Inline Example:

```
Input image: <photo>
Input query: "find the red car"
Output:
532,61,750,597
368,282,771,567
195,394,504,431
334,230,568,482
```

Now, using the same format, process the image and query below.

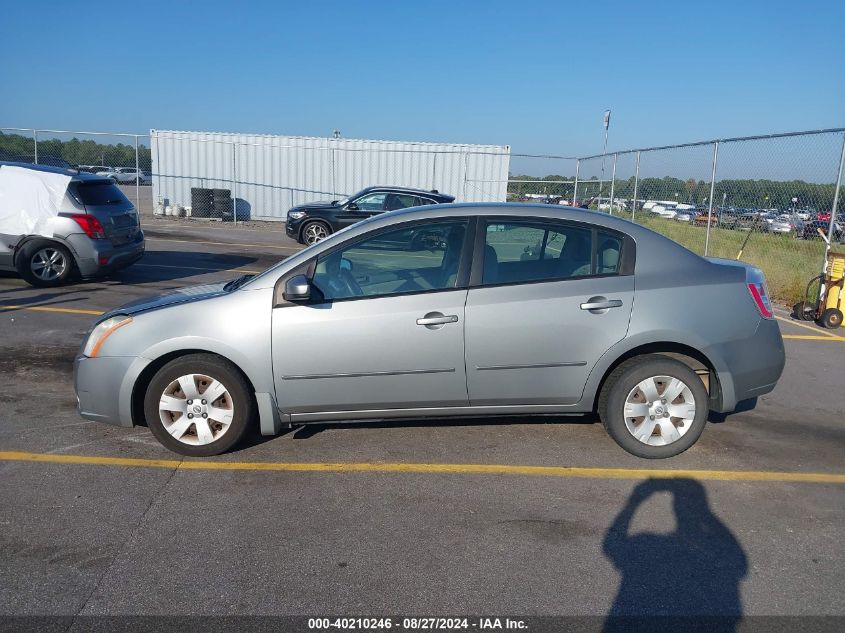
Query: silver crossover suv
0,162,144,286
74,204,785,458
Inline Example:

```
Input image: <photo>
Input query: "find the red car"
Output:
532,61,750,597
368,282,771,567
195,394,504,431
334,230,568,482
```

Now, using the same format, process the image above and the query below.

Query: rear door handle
416,312,459,328
580,297,623,312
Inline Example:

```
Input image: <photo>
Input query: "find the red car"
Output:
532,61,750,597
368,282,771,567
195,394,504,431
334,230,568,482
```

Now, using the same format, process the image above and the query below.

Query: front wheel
143,354,254,456
301,221,330,245
598,355,709,459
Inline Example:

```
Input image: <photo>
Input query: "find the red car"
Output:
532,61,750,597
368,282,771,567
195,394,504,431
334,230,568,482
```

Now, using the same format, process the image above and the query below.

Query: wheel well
593,342,721,412
13,236,77,269
130,349,258,427
299,218,330,239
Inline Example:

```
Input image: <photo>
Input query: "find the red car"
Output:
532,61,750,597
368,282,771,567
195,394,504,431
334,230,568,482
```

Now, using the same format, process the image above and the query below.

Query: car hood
291,200,338,212
104,281,230,318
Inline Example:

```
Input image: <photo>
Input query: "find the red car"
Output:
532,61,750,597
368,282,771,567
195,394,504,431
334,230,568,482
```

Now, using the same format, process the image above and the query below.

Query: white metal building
150,130,511,221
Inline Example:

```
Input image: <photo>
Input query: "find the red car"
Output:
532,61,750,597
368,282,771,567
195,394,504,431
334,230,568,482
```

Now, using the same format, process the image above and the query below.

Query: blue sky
1,0,843,156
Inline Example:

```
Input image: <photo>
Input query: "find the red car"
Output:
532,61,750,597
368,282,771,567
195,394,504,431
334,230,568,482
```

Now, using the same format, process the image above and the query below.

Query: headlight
288,211,306,220
83,315,133,357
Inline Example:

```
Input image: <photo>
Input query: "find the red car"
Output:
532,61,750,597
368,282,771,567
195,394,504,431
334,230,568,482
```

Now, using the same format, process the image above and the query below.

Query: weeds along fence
2,125,843,304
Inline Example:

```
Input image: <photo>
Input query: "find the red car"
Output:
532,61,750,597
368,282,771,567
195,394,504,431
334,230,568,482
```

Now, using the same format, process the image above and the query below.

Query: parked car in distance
0,162,144,286
96,167,150,184
75,203,785,460
285,186,456,245
802,220,843,241
767,215,796,235
674,209,695,222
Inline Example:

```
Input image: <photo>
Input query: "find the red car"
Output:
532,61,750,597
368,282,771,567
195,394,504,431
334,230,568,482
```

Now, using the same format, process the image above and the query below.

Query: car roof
0,161,112,182
357,185,455,201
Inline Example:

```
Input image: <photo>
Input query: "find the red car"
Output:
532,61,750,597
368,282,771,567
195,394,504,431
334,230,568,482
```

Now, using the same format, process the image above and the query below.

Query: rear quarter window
73,181,130,206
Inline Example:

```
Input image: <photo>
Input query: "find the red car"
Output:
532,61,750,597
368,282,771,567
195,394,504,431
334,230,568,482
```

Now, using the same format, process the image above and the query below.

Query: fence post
32,129,38,164
231,142,237,226
608,153,617,215
573,159,580,205
704,141,720,256
432,153,437,191
631,151,641,221
822,134,845,279
134,135,140,221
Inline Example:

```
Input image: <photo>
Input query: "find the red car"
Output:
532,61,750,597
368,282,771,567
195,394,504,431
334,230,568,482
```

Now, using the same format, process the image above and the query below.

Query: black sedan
285,186,455,245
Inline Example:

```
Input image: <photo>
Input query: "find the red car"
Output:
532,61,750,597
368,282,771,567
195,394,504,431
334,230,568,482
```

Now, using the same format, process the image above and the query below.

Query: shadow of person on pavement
602,478,747,633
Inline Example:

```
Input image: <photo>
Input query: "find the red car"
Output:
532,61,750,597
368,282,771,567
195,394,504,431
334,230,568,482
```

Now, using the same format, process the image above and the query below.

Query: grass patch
629,214,826,305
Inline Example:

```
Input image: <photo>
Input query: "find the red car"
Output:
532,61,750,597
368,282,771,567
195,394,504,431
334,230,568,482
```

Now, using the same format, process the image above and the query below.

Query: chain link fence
2,125,843,304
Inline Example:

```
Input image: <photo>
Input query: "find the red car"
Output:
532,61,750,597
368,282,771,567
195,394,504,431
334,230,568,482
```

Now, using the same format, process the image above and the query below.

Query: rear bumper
706,318,785,412
74,354,150,427
69,231,145,277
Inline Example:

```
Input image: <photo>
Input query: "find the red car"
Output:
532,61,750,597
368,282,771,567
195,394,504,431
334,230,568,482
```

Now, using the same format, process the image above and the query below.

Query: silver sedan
74,204,785,458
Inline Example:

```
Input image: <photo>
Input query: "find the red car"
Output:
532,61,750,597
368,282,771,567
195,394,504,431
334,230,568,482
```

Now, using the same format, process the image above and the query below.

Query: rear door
70,180,139,246
464,218,635,406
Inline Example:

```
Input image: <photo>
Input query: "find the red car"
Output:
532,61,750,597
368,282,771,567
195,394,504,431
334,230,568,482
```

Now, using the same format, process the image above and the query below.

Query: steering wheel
323,268,363,299
338,268,363,297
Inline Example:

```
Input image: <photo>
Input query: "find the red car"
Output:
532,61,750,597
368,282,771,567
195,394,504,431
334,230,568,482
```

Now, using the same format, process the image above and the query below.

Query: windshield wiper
223,274,255,292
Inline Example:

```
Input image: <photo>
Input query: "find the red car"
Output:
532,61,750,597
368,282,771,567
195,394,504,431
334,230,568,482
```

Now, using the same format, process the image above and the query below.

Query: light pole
597,110,611,208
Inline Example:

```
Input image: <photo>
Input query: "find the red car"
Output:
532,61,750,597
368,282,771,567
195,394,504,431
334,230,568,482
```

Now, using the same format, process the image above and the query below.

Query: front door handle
580,297,623,313
417,312,459,329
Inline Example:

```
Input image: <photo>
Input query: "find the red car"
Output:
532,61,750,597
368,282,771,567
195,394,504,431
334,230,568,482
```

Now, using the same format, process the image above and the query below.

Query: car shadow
602,478,747,632
101,250,261,284
283,414,597,440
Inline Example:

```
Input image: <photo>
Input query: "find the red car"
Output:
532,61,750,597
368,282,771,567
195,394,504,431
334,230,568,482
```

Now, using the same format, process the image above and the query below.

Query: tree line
508,174,842,211
0,132,152,168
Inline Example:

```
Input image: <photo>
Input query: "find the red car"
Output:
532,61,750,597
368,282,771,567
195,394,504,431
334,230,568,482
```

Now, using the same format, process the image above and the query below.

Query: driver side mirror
283,274,311,301
346,202,359,211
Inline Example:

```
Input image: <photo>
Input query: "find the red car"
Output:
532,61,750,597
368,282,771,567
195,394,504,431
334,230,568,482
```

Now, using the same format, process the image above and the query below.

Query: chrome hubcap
31,248,68,281
304,224,327,244
158,373,235,445
623,375,696,446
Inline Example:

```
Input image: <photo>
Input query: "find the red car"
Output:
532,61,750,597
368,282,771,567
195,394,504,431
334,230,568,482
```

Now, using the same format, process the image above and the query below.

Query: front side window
353,193,387,211
313,220,468,301
482,221,593,285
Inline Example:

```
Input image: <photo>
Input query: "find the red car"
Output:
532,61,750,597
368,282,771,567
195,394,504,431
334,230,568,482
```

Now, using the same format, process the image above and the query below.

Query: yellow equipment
794,250,844,329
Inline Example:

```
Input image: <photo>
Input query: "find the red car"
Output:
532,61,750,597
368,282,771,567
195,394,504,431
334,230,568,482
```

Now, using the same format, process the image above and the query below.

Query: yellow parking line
775,315,838,338
782,334,845,341
0,450,843,484
147,237,300,252
0,305,103,316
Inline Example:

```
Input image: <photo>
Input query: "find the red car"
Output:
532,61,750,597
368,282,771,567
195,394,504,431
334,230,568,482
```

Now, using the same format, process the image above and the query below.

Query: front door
272,219,471,414
465,218,635,406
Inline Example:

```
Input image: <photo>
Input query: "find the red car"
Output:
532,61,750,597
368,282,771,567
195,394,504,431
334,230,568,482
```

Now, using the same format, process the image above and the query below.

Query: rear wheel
820,308,843,329
301,221,330,245
144,354,254,456
17,240,74,287
598,355,708,459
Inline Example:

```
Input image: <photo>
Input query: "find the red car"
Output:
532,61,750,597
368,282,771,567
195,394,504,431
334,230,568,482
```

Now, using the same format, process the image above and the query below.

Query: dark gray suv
0,162,144,286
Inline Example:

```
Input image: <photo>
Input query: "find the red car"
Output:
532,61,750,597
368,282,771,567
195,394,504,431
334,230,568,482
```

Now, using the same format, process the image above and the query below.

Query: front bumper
285,217,302,239
74,354,150,427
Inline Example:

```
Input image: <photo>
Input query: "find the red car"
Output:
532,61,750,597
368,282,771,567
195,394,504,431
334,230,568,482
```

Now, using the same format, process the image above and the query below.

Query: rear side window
73,181,129,206
384,194,421,211
596,231,623,274
483,221,592,285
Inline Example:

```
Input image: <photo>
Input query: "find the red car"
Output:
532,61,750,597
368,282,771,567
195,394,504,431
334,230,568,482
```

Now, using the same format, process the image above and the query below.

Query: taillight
746,269,773,319
70,214,106,239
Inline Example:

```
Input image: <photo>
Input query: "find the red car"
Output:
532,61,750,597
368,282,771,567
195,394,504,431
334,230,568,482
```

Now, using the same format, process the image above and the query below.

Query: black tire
598,354,709,459
820,308,843,329
792,301,815,321
300,220,331,245
16,239,75,287
143,354,255,457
